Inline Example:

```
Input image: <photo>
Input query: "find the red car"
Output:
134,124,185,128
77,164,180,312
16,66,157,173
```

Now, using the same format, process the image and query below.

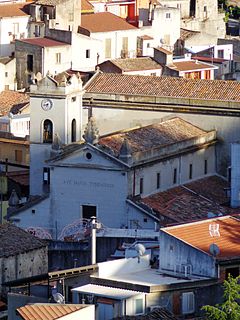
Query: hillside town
0,0,239,318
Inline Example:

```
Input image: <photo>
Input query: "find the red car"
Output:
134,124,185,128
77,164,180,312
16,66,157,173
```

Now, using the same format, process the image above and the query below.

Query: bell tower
29,73,84,196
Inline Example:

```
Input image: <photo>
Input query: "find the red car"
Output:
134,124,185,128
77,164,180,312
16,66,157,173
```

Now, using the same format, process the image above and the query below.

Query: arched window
43,119,53,143
71,119,76,142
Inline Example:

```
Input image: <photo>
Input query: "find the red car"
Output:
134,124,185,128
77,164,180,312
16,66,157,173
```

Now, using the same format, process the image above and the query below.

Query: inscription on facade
63,179,114,188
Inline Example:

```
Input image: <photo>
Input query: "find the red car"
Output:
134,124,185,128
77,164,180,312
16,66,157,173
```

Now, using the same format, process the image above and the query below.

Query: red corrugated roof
163,216,240,259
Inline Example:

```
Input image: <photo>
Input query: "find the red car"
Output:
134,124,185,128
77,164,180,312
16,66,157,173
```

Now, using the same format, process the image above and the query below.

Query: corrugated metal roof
163,216,240,259
72,284,141,299
17,304,84,320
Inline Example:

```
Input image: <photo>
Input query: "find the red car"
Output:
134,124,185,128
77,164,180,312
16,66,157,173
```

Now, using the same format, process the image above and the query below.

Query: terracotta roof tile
0,2,30,18
139,176,232,225
85,72,240,102
35,0,67,6
99,117,207,156
18,37,69,47
106,57,162,72
17,304,84,320
0,91,29,116
163,215,240,259
81,12,137,32
81,0,94,12
170,60,216,72
7,170,29,186
0,223,46,258
139,35,153,40
155,47,172,55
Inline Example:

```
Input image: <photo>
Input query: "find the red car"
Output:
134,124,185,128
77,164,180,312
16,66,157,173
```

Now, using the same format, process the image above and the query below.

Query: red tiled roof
0,2,30,18
17,304,84,320
180,28,200,41
155,47,172,55
82,0,94,12
139,35,153,40
81,12,137,32
140,176,232,225
85,72,240,102
108,57,162,72
18,37,69,47
0,91,29,116
99,117,207,155
170,60,216,72
163,216,240,259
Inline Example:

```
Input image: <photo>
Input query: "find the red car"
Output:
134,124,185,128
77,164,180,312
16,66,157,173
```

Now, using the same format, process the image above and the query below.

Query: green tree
202,275,240,320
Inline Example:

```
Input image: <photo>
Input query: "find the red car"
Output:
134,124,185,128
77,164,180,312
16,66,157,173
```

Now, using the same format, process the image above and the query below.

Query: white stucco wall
43,45,72,76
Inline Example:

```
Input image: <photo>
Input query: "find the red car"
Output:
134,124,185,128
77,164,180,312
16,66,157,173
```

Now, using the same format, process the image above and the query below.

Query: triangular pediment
37,75,58,89
49,144,126,169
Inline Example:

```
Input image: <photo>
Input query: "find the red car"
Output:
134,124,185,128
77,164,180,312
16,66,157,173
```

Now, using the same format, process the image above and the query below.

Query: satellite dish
209,243,220,257
135,243,146,256
53,293,65,304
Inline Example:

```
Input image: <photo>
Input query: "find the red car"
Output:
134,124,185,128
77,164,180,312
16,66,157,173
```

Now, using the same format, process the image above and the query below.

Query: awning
72,284,143,300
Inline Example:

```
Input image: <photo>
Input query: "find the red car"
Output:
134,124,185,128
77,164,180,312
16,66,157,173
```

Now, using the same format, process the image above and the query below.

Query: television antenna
53,292,65,304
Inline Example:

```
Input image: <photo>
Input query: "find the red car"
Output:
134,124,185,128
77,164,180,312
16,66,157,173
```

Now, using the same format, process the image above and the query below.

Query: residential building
0,223,48,297
15,37,72,89
0,2,30,57
79,12,139,61
0,57,16,91
97,57,162,76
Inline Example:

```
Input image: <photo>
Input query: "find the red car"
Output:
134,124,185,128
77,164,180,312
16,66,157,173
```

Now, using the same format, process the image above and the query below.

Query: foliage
202,275,240,320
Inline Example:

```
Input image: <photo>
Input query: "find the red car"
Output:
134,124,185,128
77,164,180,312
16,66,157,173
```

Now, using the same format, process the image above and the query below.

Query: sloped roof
180,28,200,41
162,215,240,259
34,0,67,6
104,57,162,72
81,12,137,32
7,170,29,187
0,2,30,18
18,37,69,47
17,304,84,320
170,60,217,72
82,0,94,12
0,91,29,116
0,223,46,258
84,72,240,102
139,176,231,225
99,117,209,156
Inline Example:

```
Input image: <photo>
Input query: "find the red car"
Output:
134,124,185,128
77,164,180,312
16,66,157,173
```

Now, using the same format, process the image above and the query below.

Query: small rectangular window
135,298,143,315
82,205,96,220
218,49,224,59
140,177,144,194
86,49,90,59
56,53,61,64
173,168,177,184
157,172,160,189
43,167,50,185
71,96,76,102
182,292,195,314
5,72,8,77
189,164,193,180
15,150,22,162
204,159,208,175
166,12,171,19
204,5,207,12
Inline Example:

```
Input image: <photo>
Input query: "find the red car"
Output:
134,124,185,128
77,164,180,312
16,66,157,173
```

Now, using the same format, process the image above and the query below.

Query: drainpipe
91,216,97,264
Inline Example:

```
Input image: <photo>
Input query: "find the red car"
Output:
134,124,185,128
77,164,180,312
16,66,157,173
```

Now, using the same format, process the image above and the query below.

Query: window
204,159,208,175
27,54,33,72
140,177,144,194
135,298,144,315
105,38,111,59
218,49,224,59
71,119,76,142
189,164,193,180
86,49,90,59
122,37,128,52
43,167,50,185
34,25,40,37
71,96,76,102
166,12,171,19
147,43,150,48
5,72,8,77
225,267,239,279
203,5,207,12
82,205,96,219
182,292,195,314
56,52,61,64
43,119,53,143
157,172,160,189
13,22,19,35
151,73,156,76
15,150,22,162
173,168,177,184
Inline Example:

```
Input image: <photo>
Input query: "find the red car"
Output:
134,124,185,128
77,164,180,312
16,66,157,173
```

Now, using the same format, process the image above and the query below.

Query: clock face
41,99,53,111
